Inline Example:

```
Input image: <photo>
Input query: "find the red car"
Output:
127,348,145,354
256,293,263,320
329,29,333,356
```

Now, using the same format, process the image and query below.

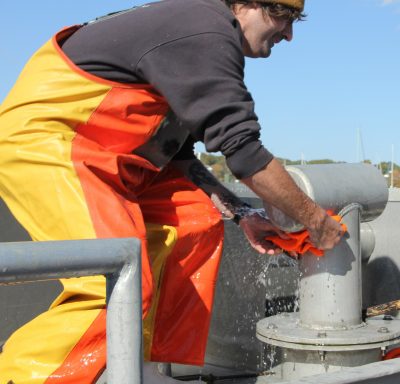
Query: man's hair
222,1,306,22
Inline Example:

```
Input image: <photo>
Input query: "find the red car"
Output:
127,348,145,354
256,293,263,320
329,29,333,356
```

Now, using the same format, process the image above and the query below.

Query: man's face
235,3,294,58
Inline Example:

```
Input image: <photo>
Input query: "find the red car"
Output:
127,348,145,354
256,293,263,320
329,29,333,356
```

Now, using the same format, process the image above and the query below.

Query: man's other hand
239,210,297,257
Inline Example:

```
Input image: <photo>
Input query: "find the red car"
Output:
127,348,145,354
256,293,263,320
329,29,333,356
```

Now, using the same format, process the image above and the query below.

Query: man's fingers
240,214,293,255
252,244,266,254
258,239,284,255
248,237,283,255
249,236,298,259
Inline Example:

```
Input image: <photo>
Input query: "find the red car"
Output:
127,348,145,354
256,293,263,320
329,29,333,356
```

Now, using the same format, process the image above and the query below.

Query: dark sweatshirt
61,0,273,178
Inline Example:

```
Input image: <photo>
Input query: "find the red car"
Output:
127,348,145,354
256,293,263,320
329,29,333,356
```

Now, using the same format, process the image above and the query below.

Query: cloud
382,0,400,4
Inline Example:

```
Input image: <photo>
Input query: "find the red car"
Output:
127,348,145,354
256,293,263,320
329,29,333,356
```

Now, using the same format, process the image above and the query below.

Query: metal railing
0,238,142,384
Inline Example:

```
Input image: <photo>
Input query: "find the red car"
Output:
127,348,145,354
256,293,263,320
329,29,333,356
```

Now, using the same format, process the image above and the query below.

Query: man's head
223,1,306,58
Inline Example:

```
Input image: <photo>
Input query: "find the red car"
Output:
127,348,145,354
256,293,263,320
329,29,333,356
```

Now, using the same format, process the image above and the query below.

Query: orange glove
265,215,347,257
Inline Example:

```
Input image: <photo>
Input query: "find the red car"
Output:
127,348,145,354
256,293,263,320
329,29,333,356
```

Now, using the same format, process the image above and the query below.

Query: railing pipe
0,238,142,384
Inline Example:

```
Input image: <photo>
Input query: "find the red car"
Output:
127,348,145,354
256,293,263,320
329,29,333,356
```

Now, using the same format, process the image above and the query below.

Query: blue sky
1,0,399,163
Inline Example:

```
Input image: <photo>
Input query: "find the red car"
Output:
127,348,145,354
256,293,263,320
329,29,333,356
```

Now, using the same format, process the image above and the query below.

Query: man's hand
238,210,296,257
307,209,344,250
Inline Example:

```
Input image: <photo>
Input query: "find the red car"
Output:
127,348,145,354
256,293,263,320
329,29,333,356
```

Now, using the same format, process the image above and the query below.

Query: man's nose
283,22,293,41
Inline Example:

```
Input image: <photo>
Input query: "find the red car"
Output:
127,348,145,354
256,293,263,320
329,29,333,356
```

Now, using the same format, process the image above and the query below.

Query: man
0,0,343,382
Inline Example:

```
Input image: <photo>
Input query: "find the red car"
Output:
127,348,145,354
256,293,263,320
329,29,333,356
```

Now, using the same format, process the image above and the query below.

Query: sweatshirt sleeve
135,32,273,179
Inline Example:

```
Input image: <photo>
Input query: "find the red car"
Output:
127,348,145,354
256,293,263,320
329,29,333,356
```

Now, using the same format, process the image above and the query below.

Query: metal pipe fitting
264,163,388,232
299,204,362,329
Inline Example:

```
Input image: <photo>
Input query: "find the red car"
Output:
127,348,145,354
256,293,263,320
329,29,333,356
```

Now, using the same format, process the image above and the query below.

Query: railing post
106,251,142,383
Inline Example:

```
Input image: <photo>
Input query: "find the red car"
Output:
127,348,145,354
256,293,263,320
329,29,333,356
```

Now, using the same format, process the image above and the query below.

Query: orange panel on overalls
0,26,224,383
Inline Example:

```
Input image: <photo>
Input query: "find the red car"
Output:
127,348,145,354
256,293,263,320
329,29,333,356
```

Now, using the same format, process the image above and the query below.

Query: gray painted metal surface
257,314,400,351
360,188,400,263
0,198,31,243
264,164,388,232
275,349,382,381
0,238,142,384
362,188,400,309
299,206,362,329
286,164,388,223
0,280,62,343
0,197,62,344
261,358,400,384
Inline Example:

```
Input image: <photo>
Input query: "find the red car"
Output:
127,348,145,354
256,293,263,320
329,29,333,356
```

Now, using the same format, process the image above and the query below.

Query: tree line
198,153,400,188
